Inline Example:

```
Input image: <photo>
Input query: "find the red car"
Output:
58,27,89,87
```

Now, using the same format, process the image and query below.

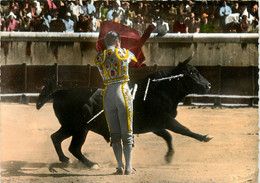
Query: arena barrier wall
0,32,259,106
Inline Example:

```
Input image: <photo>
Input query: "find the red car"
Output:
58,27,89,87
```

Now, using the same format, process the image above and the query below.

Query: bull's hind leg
51,127,71,163
154,130,175,163
166,116,213,142
69,129,97,168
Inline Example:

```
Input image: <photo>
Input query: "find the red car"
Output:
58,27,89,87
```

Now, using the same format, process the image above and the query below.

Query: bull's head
177,53,211,94
36,78,56,110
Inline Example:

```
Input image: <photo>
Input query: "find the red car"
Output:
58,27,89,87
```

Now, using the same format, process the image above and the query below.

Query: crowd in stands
0,0,258,34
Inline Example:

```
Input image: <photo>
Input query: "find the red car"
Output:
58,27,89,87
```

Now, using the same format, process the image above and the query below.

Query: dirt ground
0,103,258,183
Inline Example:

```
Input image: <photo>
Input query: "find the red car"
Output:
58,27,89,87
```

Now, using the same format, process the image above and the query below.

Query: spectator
232,3,241,14
133,14,145,36
42,10,52,31
219,1,232,32
154,16,169,36
76,14,92,32
173,15,187,33
69,0,82,21
99,1,109,22
9,1,20,18
5,11,20,31
46,0,58,12
239,15,249,33
185,12,200,33
84,0,96,16
91,13,98,32
106,2,115,21
122,11,133,28
200,13,215,33
250,4,258,32
62,12,74,32
19,2,32,31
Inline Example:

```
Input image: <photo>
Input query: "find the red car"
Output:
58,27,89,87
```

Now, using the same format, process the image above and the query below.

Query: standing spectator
46,0,58,12
200,13,215,33
106,2,115,21
19,2,32,31
91,13,98,32
185,12,200,33
33,0,42,17
86,0,96,16
232,3,241,14
99,1,109,22
250,4,258,32
69,0,82,21
9,1,20,18
5,12,20,31
154,16,169,36
133,14,145,36
62,12,74,32
122,12,133,28
219,1,232,32
173,15,187,33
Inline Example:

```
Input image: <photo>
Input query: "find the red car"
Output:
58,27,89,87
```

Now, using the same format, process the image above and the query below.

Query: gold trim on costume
121,81,131,133
94,50,106,65
104,75,129,84
115,48,129,60
102,86,110,132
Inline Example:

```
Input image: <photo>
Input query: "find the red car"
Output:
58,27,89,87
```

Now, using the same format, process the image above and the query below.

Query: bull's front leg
69,129,99,169
154,130,175,163
51,127,71,163
166,118,213,142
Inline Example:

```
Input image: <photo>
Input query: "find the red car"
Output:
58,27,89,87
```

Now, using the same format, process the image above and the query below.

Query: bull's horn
183,51,195,65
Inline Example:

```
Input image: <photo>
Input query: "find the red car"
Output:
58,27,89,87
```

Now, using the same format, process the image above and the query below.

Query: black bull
36,57,213,168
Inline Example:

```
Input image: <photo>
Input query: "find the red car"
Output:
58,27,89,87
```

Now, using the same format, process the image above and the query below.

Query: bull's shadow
1,161,112,177
36,54,213,169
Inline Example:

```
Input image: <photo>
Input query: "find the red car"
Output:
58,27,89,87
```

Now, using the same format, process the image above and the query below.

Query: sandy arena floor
0,103,258,183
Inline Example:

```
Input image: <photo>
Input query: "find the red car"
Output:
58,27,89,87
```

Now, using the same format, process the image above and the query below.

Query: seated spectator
173,15,187,33
185,12,200,33
200,13,215,33
75,14,92,32
238,15,249,33
62,12,74,32
5,12,20,31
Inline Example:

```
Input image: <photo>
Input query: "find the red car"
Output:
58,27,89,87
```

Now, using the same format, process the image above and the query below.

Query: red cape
96,21,155,67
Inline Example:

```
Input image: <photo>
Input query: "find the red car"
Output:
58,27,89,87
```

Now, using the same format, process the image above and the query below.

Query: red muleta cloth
96,21,155,68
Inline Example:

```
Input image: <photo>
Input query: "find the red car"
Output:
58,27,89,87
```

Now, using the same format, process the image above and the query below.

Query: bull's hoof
203,135,213,142
165,151,174,163
60,156,70,163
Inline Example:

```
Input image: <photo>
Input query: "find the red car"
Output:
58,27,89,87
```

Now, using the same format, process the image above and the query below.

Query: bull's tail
36,78,56,110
